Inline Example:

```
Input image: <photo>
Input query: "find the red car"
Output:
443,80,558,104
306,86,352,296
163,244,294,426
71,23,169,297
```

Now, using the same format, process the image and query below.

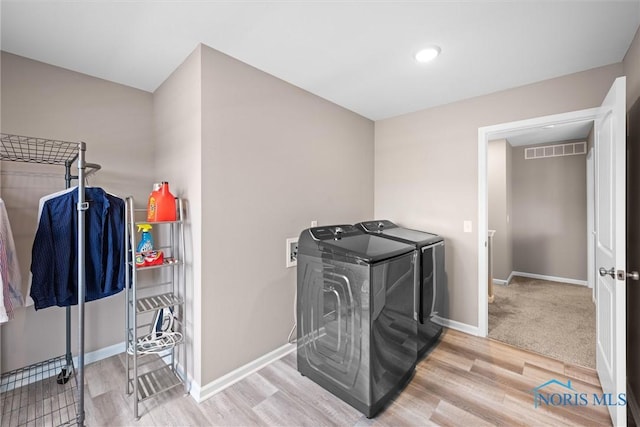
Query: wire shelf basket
0,355,78,427
0,134,79,165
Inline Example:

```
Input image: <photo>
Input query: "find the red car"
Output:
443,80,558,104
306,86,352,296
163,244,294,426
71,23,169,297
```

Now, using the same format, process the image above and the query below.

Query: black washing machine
356,220,445,358
297,224,417,418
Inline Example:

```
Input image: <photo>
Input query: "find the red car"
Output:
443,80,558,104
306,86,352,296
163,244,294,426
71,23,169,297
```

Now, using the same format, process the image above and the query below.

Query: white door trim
477,107,599,337
587,146,595,292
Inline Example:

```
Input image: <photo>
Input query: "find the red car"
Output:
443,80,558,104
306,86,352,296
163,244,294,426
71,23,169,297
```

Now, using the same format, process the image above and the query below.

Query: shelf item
0,133,101,426
128,332,184,356
124,196,187,419
130,258,183,271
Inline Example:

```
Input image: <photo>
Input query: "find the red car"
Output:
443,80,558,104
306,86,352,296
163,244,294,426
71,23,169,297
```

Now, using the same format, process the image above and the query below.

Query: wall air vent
524,141,586,160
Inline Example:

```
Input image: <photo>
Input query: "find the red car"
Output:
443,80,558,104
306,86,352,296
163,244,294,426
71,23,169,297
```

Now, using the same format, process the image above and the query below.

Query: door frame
477,107,599,337
587,145,596,298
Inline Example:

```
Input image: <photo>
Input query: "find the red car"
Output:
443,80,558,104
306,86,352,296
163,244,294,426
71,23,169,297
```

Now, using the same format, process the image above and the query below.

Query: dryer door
370,252,417,404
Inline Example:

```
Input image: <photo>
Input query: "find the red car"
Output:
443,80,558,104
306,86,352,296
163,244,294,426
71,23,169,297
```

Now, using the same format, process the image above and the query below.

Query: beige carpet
488,276,595,368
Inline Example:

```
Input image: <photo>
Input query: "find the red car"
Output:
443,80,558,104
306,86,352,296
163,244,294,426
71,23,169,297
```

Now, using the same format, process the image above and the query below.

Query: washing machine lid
303,225,414,263
322,234,414,263
357,220,443,247
380,228,442,246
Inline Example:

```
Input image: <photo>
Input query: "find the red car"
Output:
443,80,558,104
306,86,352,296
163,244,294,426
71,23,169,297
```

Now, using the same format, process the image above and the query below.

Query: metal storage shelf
0,133,101,426
136,292,184,313
124,196,187,419
134,220,183,226
131,365,183,402
129,259,184,271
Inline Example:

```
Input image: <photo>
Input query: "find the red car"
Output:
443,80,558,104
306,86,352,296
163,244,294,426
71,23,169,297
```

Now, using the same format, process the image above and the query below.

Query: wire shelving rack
0,133,101,426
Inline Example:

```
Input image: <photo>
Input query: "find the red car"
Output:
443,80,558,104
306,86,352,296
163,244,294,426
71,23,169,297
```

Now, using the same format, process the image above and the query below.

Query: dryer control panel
309,225,362,241
358,220,398,233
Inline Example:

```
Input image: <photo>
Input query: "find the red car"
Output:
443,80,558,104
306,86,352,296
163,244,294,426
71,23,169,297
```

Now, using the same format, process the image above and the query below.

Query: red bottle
146,183,161,222
155,182,177,221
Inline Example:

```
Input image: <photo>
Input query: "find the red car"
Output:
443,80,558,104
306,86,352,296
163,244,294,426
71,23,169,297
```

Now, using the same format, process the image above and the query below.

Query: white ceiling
1,1,639,120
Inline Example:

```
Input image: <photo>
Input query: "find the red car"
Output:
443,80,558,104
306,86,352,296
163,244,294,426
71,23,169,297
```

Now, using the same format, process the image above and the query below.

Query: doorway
486,130,595,368
478,77,628,427
477,107,600,338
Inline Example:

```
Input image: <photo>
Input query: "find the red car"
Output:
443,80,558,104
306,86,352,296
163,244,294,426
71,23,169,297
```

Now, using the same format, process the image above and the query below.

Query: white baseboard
493,271,515,286
432,315,480,336
511,271,587,287
72,341,125,366
192,342,296,403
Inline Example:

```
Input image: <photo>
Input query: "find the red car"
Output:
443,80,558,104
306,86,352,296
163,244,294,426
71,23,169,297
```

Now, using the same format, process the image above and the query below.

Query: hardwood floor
77,328,611,426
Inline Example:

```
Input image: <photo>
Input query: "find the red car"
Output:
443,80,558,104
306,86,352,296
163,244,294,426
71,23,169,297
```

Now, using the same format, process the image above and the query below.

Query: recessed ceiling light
542,125,556,129
415,46,441,63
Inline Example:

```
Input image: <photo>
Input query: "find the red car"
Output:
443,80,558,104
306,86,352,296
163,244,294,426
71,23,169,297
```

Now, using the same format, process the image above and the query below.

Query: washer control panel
309,225,361,241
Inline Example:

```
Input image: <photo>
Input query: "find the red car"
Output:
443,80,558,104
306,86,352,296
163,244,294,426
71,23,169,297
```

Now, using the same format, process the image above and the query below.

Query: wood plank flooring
77,328,612,426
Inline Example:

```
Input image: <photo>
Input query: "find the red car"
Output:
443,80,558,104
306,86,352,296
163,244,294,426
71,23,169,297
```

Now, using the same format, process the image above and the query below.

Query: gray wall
152,43,374,388
375,63,622,326
0,52,154,372
199,45,374,385
152,46,203,383
511,142,588,281
488,139,512,282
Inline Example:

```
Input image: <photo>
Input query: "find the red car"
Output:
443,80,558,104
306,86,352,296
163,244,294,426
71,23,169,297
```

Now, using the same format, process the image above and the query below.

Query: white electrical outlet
286,237,298,268
464,220,472,233
311,220,317,227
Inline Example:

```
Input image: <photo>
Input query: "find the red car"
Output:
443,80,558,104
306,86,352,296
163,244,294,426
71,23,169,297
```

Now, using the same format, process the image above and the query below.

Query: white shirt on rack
0,198,23,320
0,269,7,323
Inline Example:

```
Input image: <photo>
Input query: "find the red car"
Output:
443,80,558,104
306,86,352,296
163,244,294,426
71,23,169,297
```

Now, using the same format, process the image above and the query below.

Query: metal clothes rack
0,133,101,426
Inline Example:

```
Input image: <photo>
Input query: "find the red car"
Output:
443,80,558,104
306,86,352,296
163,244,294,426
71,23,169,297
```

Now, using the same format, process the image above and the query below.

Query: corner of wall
152,43,204,386
197,43,374,386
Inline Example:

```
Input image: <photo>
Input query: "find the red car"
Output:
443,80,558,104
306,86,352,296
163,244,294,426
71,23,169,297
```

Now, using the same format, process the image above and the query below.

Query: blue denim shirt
30,187,125,309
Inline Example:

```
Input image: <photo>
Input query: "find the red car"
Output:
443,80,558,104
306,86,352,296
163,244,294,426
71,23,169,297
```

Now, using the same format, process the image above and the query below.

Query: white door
595,76,626,427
